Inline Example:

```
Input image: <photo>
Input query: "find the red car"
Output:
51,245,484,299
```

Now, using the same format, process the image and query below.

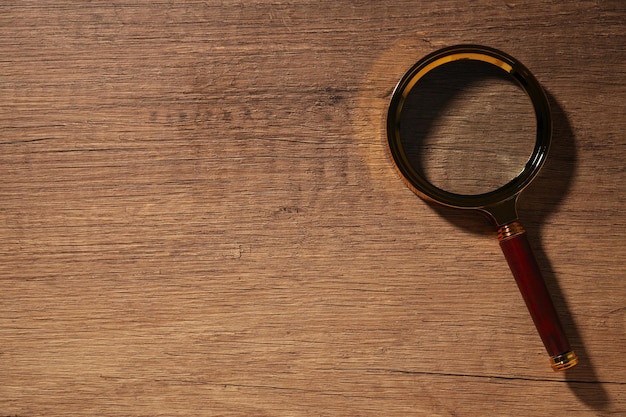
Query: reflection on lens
398,60,537,196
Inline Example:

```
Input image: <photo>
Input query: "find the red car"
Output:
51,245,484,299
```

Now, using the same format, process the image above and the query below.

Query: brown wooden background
1,1,624,416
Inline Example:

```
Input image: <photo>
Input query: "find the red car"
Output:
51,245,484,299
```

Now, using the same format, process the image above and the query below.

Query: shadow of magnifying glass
524,92,609,410
393,50,608,408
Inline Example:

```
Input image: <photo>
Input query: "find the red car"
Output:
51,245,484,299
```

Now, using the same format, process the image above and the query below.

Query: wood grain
1,1,624,416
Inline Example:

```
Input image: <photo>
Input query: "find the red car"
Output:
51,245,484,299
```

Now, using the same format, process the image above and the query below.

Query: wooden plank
0,1,624,415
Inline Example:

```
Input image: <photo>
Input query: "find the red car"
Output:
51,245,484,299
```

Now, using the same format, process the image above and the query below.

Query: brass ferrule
550,351,579,372
497,221,526,242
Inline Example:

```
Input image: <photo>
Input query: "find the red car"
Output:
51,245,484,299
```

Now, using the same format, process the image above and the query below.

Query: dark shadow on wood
520,91,609,410
401,81,609,408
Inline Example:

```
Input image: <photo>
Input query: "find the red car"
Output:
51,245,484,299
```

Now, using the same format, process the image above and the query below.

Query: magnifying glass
386,45,578,371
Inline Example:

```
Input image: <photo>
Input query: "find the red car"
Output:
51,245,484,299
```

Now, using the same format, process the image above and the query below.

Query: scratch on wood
364,368,626,385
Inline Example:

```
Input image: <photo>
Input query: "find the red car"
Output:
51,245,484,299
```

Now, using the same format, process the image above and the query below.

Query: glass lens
398,59,537,196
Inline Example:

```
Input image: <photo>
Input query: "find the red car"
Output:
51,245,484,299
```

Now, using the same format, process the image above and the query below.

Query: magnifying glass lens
398,60,537,195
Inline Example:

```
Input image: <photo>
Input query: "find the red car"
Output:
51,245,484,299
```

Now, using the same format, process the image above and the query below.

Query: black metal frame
386,44,551,224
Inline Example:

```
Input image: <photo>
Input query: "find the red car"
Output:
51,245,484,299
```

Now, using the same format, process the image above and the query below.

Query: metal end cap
550,351,579,372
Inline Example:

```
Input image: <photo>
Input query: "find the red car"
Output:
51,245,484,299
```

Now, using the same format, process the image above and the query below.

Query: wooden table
1,1,624,415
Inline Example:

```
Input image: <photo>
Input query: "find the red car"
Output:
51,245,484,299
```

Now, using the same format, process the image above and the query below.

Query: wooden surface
1,1,624,416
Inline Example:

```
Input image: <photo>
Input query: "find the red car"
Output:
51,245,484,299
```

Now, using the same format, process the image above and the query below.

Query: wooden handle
497,222,578,371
